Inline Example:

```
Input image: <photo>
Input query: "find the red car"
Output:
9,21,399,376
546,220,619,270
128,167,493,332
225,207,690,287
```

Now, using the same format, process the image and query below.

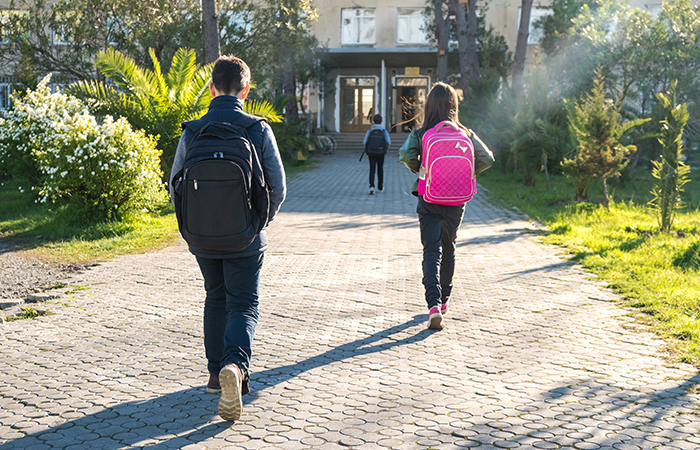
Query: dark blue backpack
172,115,270,252
365,129,388,156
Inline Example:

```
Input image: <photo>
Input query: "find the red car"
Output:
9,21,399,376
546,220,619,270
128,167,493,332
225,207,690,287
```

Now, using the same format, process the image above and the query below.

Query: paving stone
1,152,699,449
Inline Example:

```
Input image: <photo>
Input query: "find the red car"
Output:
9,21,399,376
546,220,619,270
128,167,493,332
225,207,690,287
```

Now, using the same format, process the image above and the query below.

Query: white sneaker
369,187,375,195
379,188,384,192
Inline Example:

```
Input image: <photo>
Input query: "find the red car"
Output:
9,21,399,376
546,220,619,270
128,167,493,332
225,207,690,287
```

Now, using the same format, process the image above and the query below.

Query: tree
432,0,452,83
202,0,221,63
535,0,593,56
562,69,648,205
451,0,480,96
651,81,691,233
68,48,282,179
512,0,533,86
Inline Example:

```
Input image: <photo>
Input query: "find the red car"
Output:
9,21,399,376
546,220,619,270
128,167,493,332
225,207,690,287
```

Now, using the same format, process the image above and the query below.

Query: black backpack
172,115,270,253
365,129,388,156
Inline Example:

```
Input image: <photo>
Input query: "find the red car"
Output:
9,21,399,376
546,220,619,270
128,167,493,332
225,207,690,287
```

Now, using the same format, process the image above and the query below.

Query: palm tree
69,48,282,179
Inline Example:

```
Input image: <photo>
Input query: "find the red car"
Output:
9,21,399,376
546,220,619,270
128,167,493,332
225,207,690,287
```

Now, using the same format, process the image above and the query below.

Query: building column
381,59,387,123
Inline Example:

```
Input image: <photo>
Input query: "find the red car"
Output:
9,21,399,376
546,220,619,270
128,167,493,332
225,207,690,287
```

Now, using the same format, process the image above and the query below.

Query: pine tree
561,68,648,204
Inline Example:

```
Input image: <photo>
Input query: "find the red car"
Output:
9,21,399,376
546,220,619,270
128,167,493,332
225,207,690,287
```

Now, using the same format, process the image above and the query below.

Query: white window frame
397,8,429,45
341,8,376,45
0,83,12,109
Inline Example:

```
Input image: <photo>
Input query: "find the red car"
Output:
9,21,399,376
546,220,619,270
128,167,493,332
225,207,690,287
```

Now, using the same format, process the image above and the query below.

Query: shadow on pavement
0,315,431,449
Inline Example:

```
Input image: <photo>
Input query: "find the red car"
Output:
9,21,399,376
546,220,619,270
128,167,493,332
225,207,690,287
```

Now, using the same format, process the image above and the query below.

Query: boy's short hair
211,55,251,95
373,114,383,124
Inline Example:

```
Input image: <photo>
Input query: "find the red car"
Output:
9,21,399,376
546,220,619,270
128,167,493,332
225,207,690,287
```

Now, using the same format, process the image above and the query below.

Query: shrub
651,81,691,233
0,75,168,221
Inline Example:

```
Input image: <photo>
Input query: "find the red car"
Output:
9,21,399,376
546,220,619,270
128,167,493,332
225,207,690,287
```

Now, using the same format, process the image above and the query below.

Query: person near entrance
169,55,286,422
363,114,391,195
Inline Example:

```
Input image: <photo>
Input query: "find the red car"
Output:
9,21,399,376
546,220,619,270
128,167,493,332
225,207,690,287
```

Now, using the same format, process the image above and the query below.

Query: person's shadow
0,315,433,449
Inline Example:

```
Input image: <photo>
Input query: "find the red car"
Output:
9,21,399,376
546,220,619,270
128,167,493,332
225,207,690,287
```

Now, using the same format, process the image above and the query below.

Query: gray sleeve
362,130,370,146
261,123,287,222
169,131,188,201
383,129,391,146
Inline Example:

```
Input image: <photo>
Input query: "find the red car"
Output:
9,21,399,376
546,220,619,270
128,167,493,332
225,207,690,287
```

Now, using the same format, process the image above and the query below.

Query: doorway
340,78,375,133
392,77,428,132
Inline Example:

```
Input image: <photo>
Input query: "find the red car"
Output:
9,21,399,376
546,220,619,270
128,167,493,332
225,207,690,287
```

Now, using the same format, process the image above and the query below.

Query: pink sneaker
440,298,450,316
427,306,443,330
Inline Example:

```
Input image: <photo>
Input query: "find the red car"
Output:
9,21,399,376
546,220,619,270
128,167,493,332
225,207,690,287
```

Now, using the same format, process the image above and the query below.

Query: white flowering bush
0,75,168,220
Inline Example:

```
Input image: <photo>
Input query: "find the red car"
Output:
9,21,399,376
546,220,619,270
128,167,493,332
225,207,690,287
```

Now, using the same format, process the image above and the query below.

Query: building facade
310,0,664,134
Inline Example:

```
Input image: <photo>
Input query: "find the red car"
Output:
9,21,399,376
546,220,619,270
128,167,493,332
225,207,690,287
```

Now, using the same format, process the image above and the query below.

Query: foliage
479,170,700,365
0,76,168,221
673,240,700,272
0,0,321,117
506,67,569,186
5,306,52,321
0,176,179,262
561,69,648,203
569,0,700,149
270,108,315,164
67,48,212,179
534,0,599,56
651,81,691,232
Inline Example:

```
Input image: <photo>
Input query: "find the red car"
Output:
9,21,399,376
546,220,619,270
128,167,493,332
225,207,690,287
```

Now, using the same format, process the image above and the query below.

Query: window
341,8,375,45
0,16,9,44
0,10,27,44
519,7,551,45
52,12,80,45
0,83,11,109
397,8,429,45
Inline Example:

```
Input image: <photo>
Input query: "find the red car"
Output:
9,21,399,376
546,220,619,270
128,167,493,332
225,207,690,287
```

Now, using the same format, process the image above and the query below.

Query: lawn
0,158,314,264
479,169,700,365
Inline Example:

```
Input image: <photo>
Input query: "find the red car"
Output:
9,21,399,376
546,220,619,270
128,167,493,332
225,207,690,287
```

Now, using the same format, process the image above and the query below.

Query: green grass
4,306,53,321
0,178,180,263
0,157,316,264
479,169,700,365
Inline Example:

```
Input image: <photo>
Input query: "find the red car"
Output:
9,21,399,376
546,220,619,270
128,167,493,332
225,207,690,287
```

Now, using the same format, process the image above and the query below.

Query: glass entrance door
392,77,428,132
340,78,375,132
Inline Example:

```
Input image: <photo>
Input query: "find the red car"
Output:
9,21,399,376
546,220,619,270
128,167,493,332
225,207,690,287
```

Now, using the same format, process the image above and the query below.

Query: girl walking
399,82,494,330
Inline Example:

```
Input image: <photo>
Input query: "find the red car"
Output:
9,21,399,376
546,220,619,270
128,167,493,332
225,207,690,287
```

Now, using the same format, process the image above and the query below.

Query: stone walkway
1,151,699,449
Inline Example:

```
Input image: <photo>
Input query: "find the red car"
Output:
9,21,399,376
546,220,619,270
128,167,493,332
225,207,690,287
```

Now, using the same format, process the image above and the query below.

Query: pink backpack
417,121,476,205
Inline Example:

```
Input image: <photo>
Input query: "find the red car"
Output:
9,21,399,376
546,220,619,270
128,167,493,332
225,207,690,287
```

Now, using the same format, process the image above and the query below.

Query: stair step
319,132,408,152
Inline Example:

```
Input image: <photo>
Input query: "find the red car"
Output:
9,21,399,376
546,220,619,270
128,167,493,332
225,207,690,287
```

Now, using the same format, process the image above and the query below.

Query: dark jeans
368,154,385,189
417,197,466,309
196,253,264,382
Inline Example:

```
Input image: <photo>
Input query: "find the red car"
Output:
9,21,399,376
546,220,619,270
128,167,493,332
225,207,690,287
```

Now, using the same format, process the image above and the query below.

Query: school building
308,0,664,135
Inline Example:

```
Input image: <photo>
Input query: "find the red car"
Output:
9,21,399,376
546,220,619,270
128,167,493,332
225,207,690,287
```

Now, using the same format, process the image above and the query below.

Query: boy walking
363,114,391,194
169,55,286,422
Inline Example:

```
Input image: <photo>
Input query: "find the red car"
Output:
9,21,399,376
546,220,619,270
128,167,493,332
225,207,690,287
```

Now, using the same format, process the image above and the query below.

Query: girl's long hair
419,82,469,136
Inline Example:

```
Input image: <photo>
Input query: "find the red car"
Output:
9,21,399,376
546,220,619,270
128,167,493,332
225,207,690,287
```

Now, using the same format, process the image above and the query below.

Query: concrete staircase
327,132,406,154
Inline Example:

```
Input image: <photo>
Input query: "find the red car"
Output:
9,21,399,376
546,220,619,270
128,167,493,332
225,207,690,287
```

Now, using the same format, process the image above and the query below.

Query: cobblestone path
1,152,699,449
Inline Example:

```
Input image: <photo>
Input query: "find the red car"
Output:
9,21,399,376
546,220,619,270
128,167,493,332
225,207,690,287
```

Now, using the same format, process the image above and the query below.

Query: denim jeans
196,253,264,378
368,154,385,190
416,197,466,309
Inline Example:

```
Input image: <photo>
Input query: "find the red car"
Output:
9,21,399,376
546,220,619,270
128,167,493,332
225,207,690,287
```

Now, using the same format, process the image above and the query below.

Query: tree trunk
202,0,220,64
451,0,480,97
278,7,299,121
512,0,533,87
602,177,610,208
433,0,451,83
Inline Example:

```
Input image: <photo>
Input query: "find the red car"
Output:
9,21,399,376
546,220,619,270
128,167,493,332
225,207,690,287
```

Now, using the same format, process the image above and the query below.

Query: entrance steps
321,132,407,153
